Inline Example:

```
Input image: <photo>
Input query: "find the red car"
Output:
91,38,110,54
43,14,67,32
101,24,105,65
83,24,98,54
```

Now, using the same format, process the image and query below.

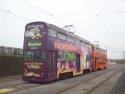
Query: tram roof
47,23,91,44
26,21,91,45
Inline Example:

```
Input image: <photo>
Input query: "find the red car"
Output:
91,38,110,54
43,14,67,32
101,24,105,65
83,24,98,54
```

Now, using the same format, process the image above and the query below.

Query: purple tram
23,21,92,82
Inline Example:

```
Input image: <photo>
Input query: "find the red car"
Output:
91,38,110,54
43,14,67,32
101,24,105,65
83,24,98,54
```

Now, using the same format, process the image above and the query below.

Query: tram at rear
92,45,107,71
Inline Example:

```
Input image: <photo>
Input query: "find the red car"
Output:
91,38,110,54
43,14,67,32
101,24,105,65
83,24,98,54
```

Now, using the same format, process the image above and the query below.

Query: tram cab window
24,51,45,61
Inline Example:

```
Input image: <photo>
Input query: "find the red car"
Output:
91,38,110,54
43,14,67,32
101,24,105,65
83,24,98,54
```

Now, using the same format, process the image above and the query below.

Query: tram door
48,51,57,79
76,54,80,72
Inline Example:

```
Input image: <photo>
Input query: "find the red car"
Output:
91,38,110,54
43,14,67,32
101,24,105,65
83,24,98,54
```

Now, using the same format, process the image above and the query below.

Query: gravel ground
110,70,125,94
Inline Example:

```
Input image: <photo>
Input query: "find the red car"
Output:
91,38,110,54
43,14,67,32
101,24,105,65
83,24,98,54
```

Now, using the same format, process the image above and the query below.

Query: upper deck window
84,42,91,48
75,39,80,45
67,36,75,43
80,41,84,46
57,33,67,40
48,28,57,37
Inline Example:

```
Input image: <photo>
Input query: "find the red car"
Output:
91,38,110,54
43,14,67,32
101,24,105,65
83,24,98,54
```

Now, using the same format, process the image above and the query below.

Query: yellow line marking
0,87,14,93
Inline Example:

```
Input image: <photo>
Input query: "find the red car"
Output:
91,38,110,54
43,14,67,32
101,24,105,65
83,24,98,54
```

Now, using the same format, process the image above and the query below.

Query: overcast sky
0,0,125,59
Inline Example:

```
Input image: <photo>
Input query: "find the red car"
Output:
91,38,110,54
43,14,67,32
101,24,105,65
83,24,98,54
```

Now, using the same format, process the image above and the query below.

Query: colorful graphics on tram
25,25,43,39
80,47,92,70
54,41,79,52
23,22,107,83
24,62,43,77
57,52,76,72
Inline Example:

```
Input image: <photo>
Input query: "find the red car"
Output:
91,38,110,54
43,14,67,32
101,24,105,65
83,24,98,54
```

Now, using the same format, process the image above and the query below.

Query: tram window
48,28,57,37
96,57,100,62
71,37,75,43
86,55,91,61
67,36,72,42
67,36,70,42
58,52,76,61
67,36,75,43
57,33,67,40
24,51,45,61
75,39,80,45
80,41,84,46
84,42,91,48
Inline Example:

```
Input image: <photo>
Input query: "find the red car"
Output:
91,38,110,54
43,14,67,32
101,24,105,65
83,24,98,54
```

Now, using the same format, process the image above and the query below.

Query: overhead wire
113,10,125,14
82,0,109,32
21,0,68,25
0,8,31,22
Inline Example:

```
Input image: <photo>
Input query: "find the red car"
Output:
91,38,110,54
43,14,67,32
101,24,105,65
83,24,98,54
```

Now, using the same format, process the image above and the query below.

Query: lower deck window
24,51,45,61
58,52,76,61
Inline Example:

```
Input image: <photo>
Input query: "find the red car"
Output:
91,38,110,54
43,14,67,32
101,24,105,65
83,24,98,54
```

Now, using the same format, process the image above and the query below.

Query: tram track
8,83,42,94
85,68,125,94
0,83,42,94
55,69,120,94
0,78,42,94
4,70,108,94
0,75,21,83
1,65,120,94
85,70,119,94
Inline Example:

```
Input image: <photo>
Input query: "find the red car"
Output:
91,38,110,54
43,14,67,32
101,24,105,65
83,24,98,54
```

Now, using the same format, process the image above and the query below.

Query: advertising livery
23,21,107,82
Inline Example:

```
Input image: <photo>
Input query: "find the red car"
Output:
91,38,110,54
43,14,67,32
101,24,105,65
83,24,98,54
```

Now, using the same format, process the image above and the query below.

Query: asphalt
110,70,125,94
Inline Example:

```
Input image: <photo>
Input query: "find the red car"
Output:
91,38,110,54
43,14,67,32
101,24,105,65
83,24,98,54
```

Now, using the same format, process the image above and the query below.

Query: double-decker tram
23,21,107,83
92,45,107,70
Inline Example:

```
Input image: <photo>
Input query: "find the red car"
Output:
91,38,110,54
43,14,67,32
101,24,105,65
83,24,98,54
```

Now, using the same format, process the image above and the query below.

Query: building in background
0,46,23,56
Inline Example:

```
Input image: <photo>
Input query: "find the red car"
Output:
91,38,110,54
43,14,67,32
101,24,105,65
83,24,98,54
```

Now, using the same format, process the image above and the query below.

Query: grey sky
0,0,125,59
